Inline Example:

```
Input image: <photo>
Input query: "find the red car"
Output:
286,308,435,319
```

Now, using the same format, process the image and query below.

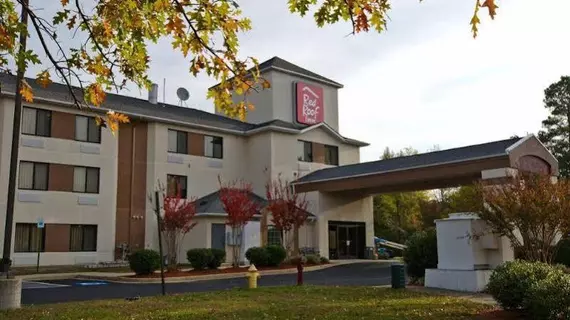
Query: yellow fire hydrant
246,264,260,289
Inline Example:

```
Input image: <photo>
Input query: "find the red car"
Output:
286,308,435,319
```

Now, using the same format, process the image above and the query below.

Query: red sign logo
295,82,324,125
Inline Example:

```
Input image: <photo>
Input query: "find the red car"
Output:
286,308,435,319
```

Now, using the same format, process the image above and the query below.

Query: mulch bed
129,263,325,279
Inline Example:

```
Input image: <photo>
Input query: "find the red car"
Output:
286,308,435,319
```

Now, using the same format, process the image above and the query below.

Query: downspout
128,124,136,249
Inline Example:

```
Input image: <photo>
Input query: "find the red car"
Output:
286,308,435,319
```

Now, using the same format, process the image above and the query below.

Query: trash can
365,247,374,259
391,264,406,289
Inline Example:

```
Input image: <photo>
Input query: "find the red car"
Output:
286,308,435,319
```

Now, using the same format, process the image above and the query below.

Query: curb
18,260,396,284
78,263,340,284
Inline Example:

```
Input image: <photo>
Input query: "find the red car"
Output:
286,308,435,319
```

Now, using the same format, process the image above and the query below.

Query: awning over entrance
292,135,558,195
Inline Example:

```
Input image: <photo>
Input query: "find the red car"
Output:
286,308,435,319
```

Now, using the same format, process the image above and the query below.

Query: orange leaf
105,111,130,135
20,80,33,102
481,0,499,20
36,71,52,88
61,0,69,5
86,83,106,106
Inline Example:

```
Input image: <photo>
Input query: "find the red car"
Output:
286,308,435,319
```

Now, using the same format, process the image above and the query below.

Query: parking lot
21,262,393,305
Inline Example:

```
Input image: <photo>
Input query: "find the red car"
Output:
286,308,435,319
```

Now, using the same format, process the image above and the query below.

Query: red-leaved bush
266,173,309,257
161,185,197,270
218,177,260,267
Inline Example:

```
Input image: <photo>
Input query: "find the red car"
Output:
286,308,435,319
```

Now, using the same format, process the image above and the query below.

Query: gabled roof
248,120,369,147
258,57,343,88
0,73,365,146
209,56,343,89
294,137,523,184
195,190,268,214
195,189,316,218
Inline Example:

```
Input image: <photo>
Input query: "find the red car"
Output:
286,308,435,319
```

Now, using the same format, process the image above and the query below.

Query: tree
161,185,197,271
218,177,260,267
374,147,427,243
265,173,309,258
473,174,570,263
1,0,499,122
538,76,570,178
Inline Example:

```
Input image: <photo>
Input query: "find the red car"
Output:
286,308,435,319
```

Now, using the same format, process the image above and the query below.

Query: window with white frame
75,115,101,143
22,107,51,137
267,226,282,246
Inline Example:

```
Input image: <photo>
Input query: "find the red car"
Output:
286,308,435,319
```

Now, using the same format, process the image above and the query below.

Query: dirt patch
129,263,326,279
474,309,527,319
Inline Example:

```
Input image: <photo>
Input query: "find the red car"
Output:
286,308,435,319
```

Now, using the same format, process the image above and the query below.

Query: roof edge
208,62,344,90
292,153,509,187
0,92,248,136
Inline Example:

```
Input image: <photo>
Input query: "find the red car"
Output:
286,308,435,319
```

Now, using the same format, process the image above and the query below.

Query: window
167,174,187,198
324,145,339,165
168,129,188,154
18,161,48,190
70,225,97,252
204,135,223,159
14,223,45,252
298,140,313,162
75,116,101,143
73,167,100,193
267,226,282,246
22,107,51,137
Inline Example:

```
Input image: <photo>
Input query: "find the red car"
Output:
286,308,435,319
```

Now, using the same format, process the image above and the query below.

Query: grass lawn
1,286,492,320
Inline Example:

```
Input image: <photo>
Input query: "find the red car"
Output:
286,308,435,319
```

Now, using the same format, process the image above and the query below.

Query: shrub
305,254,320,265
265,245,287,266
128,249,161,275
208,249,226,269
245,247,269,267
525,270,570,320
187,249,213,270
403,229,438,279
555,238,570,267
320,256,329,264
487,260,555,310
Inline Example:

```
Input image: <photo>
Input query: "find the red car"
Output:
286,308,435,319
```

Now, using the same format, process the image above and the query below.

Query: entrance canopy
292,135,558,195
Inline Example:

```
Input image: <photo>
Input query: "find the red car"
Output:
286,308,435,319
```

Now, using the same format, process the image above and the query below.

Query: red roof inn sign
295,82,324,125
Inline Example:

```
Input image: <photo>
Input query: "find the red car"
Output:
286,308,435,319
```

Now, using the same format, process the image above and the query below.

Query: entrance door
328,221,366,259
211,224,226,250
337,226,358,259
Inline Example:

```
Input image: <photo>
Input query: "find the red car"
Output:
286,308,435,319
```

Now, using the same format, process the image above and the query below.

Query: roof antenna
162,78,166,107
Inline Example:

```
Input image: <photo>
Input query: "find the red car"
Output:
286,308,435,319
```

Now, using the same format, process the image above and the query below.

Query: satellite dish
176,87,190,101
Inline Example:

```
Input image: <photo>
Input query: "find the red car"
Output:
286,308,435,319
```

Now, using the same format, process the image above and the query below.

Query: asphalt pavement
22,262,392,305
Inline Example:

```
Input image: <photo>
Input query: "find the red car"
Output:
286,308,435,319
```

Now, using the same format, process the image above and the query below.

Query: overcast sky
26,0,570,162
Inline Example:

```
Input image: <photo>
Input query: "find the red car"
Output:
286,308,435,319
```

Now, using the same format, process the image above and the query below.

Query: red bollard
296,259,304,286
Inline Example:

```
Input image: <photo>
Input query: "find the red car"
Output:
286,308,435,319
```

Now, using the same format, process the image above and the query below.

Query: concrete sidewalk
17,259,397,283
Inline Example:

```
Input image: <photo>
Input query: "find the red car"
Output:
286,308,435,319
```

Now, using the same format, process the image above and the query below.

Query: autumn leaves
471,0,499,38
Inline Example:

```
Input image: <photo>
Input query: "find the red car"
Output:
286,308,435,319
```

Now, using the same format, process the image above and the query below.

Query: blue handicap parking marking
75,280,108,286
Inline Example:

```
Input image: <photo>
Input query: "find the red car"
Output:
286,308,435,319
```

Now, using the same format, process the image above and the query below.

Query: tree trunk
260,209,268,247
293,226,300,256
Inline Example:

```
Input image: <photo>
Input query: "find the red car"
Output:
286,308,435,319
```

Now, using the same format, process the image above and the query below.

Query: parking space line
23,281,70,289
